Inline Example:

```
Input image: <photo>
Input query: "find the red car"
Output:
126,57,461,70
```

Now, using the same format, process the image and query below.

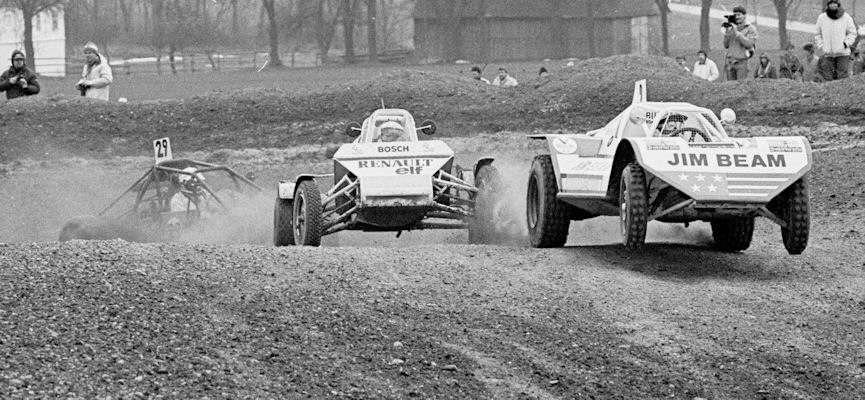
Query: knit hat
733,5,746,14
10,50,25,61
83,42,99,54
470,65,482,74
827,0,840,5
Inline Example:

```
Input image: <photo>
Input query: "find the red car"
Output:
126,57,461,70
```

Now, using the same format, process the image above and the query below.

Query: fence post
190,54,195,73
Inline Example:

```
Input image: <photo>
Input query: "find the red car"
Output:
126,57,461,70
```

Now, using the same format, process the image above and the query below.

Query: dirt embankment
2,55,865,164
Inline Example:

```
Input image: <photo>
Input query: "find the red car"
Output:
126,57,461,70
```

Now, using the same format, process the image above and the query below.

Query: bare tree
1,0,66,71
772,0,798,49
655,0,670,56
700,0,712,52
261,0,283,67
342,0,357,63
366,0,377,62
314,0,345,63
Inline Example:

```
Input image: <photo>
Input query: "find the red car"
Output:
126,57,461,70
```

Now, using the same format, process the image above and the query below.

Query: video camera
721,14,737,29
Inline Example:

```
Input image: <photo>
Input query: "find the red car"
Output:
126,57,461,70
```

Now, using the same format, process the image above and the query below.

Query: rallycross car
526,80,812,254
273,108,503,246
59,138,262,241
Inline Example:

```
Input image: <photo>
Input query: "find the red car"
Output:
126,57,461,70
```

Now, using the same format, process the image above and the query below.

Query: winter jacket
492,75,518,87
778,53,803,79
0,65,40,100
814,11,857,57
754,61,778,79
692,59,719,82
78,54,113,101
723,23,758,60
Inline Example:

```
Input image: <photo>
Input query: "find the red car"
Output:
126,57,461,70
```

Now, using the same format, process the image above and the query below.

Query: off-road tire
780,177,810,255
292,180,323,246
527,155,569,248
469,164,500,244
711,217,755,252
273,197,295,246
620,162,648,250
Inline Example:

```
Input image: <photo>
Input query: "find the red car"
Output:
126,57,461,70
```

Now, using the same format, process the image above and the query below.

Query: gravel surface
2,55,865,399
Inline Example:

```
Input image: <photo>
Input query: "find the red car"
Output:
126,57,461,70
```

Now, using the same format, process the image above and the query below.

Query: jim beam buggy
526,81,812,254
59,137,262,241
273,108,504,246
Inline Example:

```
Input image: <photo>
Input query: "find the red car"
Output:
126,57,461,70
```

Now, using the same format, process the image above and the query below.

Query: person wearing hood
722,5,758,81
0,50,40,100
75,42,113,100
754,53,778,79
814,0,857,81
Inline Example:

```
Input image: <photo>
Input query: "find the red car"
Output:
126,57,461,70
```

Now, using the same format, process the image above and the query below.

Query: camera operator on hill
722,5,758,81
0,50,40,100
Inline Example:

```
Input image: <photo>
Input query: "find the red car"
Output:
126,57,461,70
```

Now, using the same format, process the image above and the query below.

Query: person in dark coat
0,50,40,100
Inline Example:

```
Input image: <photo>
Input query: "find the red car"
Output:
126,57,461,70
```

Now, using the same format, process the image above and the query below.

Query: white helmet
375,121,406,142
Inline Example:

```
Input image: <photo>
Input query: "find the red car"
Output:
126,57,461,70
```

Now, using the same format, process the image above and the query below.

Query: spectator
778,43,803,79
470,65,489,84
675,56,691,73
0,50,40,100
491,67,518,87
814,0,857,81
692,50,719,81
76,42,113,100
801,43,822,82
852,49,864,75
754,53,778,79
538,66,549,78
723,5,758,81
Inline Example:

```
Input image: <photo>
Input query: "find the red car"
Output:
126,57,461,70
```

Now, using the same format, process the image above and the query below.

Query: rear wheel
293,180,323,246
780,178,810,255
469,164,500,244
711,217,755,252
619,162,648,250
273,197,295,246
526,155,569,248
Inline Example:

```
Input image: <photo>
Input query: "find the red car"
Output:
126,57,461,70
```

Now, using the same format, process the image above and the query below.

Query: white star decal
695,174,706,182
691,184,701,192
713,174,723,182
678,173,689,181
707,184,717,192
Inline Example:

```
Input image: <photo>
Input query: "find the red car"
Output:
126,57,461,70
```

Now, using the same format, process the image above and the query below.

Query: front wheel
292,180,323,246
780,178,810,255
526,155,569,248
619,162,648,250
468,164,500,244
273,197,295,246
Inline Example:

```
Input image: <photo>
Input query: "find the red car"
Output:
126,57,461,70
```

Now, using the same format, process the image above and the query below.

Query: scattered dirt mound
2,55,864,163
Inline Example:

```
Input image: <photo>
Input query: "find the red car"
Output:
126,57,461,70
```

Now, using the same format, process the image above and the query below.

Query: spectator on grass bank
778,43,803,80
491,67,518,87
852,49,864,75
814,0,857,81
538,66,549,78
692,50,719,81
76,42,113,101
470,65,490,84
723,5,758,81
0,50,40,100
802,43,822,82
754,53,778,79
675,56,691,73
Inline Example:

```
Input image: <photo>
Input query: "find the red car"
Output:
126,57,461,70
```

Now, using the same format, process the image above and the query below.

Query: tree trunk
22,6,36,72
551,0,565,58
231,0,239,36
443,0,461,62
343,0,356,64
366,0,378,62
587,0,596,57
656,0,670,56
700,0,712,52
774,1,790,50
479,0,490,62
262,0,283,67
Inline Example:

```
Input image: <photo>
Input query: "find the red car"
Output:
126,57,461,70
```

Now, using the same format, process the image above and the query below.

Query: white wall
0,7,66,77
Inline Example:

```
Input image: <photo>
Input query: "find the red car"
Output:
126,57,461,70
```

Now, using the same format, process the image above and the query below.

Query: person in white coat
76,42,113,100
692,50,720,82
814,0,858,81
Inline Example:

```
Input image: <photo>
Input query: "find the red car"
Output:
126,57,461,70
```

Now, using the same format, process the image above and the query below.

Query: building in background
0,7,66,77
413,0,660,63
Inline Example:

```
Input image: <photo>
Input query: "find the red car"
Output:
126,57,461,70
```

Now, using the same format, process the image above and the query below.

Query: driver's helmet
656,113,688,136
374,121,407,142
171,167,205,192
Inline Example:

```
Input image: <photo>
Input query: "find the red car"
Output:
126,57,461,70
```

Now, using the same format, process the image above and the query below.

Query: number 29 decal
153,137,172,164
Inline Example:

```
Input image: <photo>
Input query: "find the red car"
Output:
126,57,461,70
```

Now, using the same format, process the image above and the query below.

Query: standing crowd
1,41,112,101
680,1,862,83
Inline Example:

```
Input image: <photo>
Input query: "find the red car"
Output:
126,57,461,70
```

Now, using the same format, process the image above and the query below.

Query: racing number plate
153,137,172,164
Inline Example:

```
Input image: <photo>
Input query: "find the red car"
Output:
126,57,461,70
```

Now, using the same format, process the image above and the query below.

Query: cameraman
0,50,40,100
76,42,113,101
722,5,758,81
